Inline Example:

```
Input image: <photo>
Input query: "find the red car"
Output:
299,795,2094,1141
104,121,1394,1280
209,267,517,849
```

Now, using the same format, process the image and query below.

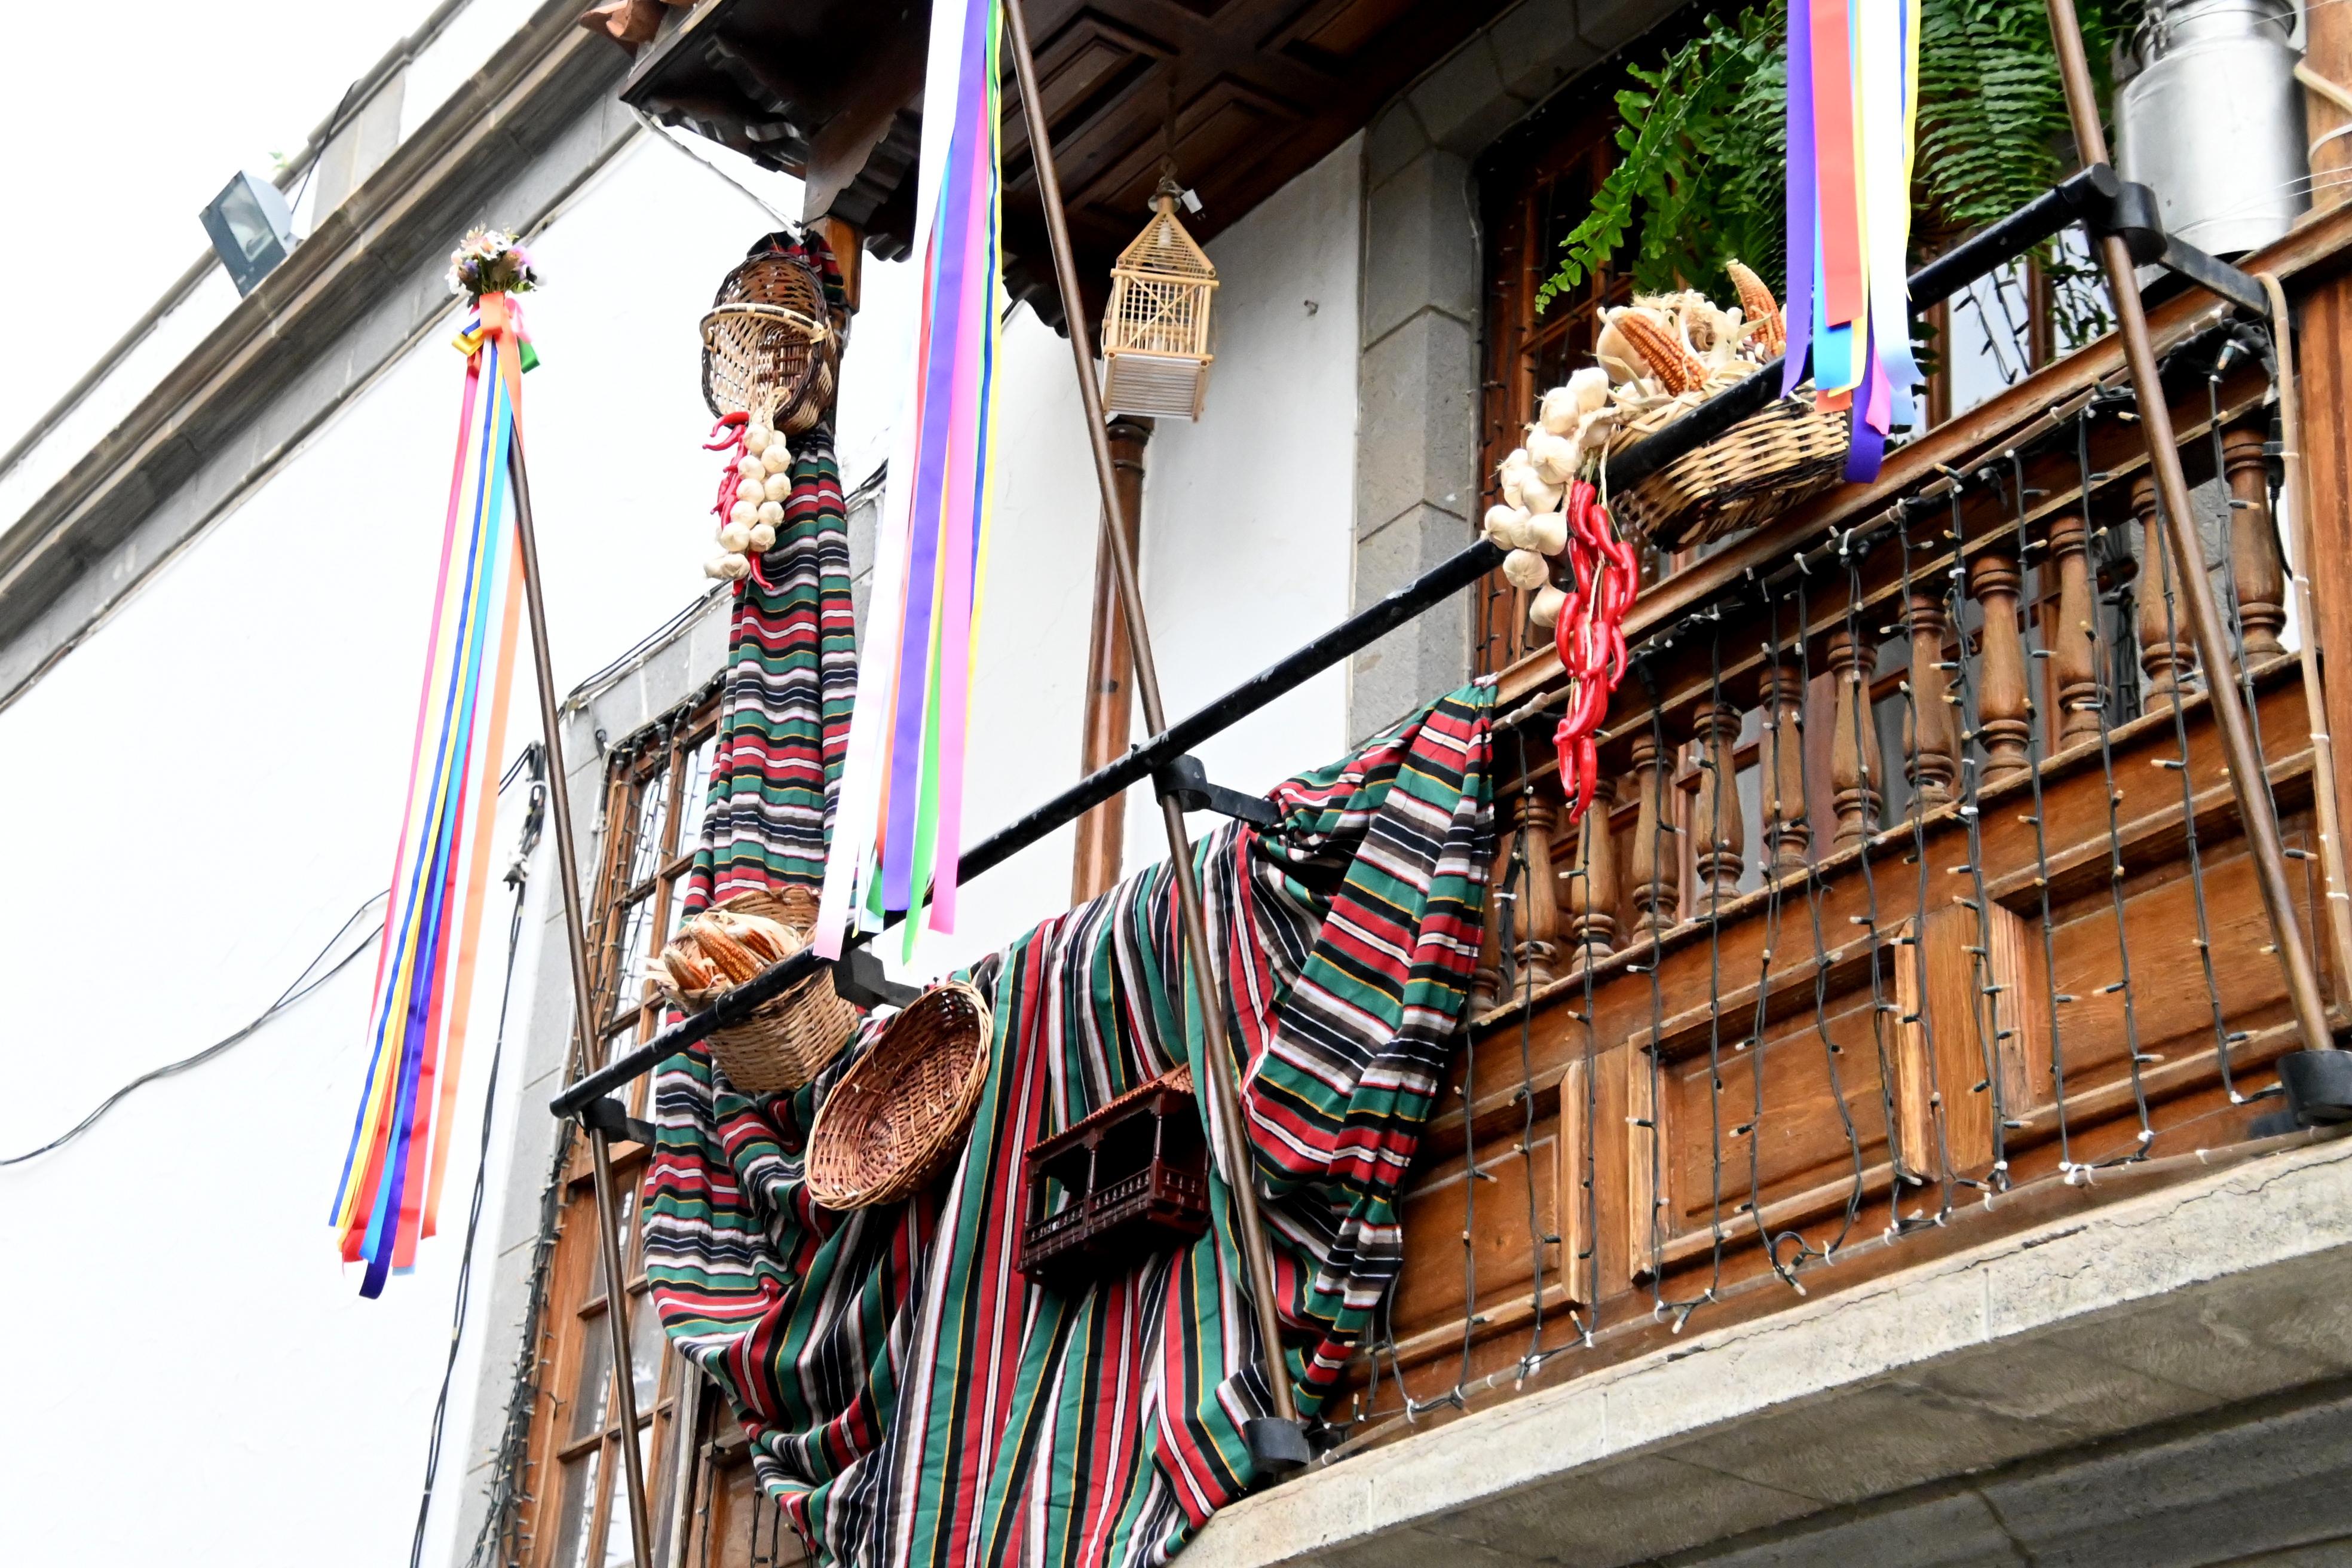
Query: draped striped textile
686,228,857,909
688,426,859,906
644,686,1494,1567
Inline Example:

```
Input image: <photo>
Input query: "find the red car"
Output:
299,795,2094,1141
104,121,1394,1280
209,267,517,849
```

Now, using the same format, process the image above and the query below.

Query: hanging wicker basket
659,886,860,1097
1601,375,1849,549
701,247,841,437
804,982,993,1210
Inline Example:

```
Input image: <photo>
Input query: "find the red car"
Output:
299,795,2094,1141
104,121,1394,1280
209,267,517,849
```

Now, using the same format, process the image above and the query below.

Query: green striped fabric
647,685,1494,1566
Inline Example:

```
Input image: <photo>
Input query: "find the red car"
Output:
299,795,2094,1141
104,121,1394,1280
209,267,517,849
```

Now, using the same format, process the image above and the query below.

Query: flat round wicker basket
700,249,841,437
663,886,860,1097
804,982,993,1210
1603,382,1848,549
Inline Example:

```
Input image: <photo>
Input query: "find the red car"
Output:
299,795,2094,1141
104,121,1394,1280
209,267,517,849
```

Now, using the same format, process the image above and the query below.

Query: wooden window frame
515,689,735,1568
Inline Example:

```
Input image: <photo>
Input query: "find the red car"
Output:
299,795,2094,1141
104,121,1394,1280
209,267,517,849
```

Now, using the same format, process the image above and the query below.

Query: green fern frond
1540,0,2138,315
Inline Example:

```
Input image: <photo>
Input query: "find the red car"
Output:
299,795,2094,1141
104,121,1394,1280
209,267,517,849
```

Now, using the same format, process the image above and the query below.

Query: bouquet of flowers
446,228,539,299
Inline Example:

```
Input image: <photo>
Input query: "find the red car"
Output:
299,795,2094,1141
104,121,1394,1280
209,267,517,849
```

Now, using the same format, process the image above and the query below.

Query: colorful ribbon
816,0,1001,958
1784,0,1922,482
331,293,534,1296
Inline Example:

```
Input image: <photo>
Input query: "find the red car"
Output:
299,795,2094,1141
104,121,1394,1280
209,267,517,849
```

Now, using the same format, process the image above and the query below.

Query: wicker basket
700,249,841,437
661,886,860,1097
1602,377,1849,550
804,982,993,1210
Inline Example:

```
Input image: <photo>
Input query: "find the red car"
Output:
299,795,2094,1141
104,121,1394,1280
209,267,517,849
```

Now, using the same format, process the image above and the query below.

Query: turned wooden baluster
1827,624,1884,848
2222,424,2288,663
1758,656,1811,874
1689,699,1744,906
2131,474,2198,699
2047,514,2103,750
1509,787,1563,991
1904,584,1959,808
1969,538,2032,784
1561,777,1621,967
1628,737,1682,936
1471,880,1504,1012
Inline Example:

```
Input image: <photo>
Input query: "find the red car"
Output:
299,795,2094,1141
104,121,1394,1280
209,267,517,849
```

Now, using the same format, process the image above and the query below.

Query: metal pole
1002,0,1302,1438
507,431,657,1567
2040,0,2336,1057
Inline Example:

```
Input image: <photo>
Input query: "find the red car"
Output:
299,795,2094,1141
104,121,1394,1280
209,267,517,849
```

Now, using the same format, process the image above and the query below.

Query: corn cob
662,942,721,993
1727,261,1785,357
1609,309,1707,395
706,908,801,964
693,923,768,985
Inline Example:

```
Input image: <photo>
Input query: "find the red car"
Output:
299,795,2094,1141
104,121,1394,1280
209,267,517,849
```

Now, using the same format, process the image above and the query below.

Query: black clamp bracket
1152,754,1283,831
579,1094,658,1148
831,944,921,1012
2071,164,2268,316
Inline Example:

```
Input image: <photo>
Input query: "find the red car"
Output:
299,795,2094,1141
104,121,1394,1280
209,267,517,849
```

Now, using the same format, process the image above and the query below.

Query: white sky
0,0,452,449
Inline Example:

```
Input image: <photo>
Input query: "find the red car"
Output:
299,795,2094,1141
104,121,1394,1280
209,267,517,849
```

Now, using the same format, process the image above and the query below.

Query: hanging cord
1,890,388,1166
411,758,547,1568
2256,271,2352,990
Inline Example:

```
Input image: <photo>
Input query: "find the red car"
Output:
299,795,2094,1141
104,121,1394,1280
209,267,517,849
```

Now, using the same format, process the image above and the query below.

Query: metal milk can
2117,0,2308,258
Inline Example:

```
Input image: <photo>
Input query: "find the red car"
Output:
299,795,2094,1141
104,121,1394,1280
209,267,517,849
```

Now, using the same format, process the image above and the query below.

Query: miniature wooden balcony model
1019,1064,1211,1287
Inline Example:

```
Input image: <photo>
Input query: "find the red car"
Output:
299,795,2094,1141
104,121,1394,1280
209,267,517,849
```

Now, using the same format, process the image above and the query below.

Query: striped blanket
685,234,858,909
644,687,1493,1567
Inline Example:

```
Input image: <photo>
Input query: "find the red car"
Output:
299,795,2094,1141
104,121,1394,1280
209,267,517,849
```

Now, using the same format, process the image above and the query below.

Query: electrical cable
0,890,388,1167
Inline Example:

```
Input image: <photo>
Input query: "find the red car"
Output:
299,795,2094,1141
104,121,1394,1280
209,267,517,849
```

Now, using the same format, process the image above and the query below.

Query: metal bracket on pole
579,1094,659,1149
831,944,920,1012
2066,163,2270,314
1152,754,1284,831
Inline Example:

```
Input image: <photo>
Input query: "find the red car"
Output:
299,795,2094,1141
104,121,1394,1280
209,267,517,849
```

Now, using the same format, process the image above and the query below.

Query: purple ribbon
1783,0,1816,399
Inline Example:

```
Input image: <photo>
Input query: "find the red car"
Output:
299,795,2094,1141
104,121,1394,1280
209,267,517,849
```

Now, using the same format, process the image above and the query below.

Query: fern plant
1539,0,2134,313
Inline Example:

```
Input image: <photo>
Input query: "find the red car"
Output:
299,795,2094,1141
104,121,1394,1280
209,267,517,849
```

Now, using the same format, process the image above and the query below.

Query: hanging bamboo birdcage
1100,180,1217,421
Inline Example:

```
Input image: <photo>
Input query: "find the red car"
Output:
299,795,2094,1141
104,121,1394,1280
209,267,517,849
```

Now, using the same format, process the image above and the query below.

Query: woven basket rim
700,301,834,345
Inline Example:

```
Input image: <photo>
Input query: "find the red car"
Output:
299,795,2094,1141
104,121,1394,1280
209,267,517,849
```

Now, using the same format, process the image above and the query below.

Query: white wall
0,81,1367,1568
879,134,1365,979
0,129,806,1568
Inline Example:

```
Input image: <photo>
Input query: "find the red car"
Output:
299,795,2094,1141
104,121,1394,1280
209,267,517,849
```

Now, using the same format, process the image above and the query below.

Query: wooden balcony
1330,220,2352,1450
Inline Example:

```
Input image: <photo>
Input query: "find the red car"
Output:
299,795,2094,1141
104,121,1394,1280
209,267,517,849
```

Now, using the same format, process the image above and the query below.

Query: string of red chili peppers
1550,479,1637,825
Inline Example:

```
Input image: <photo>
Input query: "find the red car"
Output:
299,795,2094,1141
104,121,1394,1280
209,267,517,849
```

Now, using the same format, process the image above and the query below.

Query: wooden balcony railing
1333,255,2352,1446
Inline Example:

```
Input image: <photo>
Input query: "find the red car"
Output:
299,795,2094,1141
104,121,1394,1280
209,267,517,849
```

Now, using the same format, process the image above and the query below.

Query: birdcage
1100,180,1218,421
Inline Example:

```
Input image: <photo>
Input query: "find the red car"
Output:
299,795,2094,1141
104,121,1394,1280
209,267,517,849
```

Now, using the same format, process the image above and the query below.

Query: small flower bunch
446,228,539,299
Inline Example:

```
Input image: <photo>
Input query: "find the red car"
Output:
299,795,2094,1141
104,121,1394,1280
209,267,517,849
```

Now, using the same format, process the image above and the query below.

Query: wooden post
1827,625,1884,847
1628,740,1680,936
1563,779,1621,967
1070,415,1153,904
1759,657,1810,874
1471,887,1505,1013
1904,583,1959,807
1509,788,1564,991
2222,423,2289,663
2307,0,2352,220
1970,540,2032,784
2047,514,2103,751
1689,699,1744,905
814,216,865,311
2131,473,2198,700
